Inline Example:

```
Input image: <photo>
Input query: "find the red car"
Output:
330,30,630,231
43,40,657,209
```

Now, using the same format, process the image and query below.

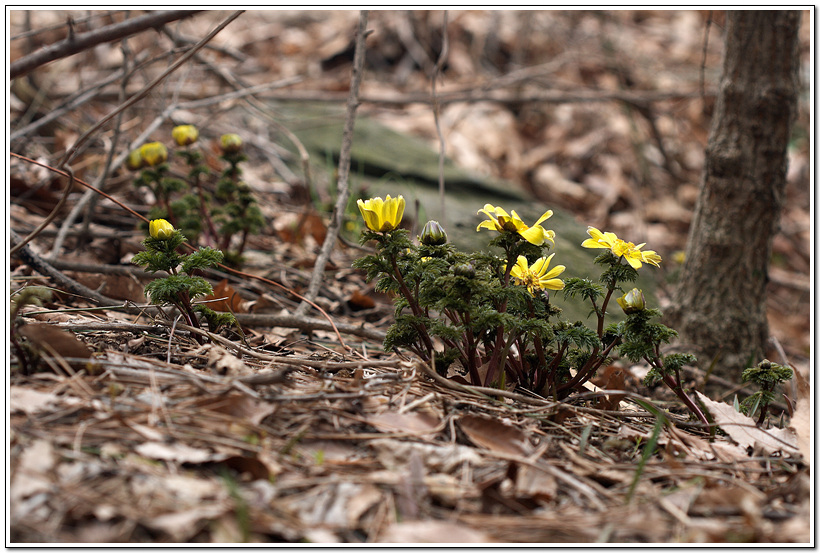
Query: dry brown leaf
347,289,376,310
200,343,251,376
17,323,93,368
458,414,533,456
695,392,799,455
144,505,230,541
281,482,382,528
274,210,327,245
68,272,146,302
10,386,82,415
370,438,486,473
10,439,55,511
378,520,493,543
185,393,277,435
204,279,245,313
367,410,441,436
790,369,811,463
514,464,557,501
134,441,219,464
590,364,627,410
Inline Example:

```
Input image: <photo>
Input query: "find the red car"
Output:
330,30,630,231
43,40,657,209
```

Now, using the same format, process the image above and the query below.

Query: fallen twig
10,10,203,79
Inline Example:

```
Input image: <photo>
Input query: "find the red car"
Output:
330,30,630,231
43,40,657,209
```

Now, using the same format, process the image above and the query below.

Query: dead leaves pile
9,339,810,543
8,10,811,544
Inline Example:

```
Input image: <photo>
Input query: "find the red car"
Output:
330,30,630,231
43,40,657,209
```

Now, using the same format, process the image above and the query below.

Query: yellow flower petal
478,205,556,245
508,253,564,295
641,250,662,267
139,142,168,167
533,210,553,227
581,238,607,249
624,254,643,269
543,278,565,291
358,195,405,232
582,227,661,270
149,219,175,240
519,226,549,246
172,125,199,146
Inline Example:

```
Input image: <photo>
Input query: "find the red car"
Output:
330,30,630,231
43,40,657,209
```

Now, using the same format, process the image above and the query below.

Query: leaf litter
8,10,811,544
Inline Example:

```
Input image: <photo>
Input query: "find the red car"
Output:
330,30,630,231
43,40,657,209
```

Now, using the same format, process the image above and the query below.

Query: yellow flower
616,288,646,314
149,219,175,240
172,124,199,146
126,149,144,171
220,133,243,153
357,195,405,232
508,253,565,294
139,142,168,167
581,227,661,269
476,204,555,246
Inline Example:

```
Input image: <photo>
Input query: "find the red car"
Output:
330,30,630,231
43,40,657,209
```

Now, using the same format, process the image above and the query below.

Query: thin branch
50,33,137,260
251,87,716,107
59,10,243,170
12,227,384,344
296,10,370,317
11,230,134,310
160,25,313,192
10,10,203,79
431,11,449,228
700,11,713,98
10,11,244,257
11,62,130,142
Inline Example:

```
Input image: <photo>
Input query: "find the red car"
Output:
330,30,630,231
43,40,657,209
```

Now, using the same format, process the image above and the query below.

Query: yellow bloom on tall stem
357,195,405,232
126,149,144,171
581,227,661,269
149,219,175,240
172,124,199,146
476,204,555,246
220,133,243,153
139,142,168,167
509,253,565,294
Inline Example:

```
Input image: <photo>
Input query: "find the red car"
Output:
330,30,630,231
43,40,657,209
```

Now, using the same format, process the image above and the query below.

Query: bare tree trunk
667,11,801,379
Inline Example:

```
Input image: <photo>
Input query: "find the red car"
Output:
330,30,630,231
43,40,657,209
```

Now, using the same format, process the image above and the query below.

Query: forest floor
8,10,812,544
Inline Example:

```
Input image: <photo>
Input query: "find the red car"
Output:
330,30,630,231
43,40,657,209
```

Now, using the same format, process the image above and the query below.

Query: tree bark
667,11,801,379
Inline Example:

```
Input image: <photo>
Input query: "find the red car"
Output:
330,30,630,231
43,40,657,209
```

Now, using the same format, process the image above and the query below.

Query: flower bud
172,124,199,146
454,263,475,279
139,142,168,167
220,133,243,154
126,149,144,171
420,220,447,245
617,288,646,314
149,219,175,240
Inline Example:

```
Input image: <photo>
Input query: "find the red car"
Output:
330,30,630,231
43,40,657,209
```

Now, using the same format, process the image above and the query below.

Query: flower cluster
129,126,263,267
354,195,708,425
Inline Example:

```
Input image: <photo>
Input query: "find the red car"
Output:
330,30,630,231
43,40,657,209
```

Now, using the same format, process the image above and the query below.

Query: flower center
612,239,636,257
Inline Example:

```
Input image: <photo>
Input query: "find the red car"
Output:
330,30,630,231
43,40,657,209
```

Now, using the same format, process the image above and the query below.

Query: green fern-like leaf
194,305,236,333
563,277,603,304
181,247,224,274
662,352,697,374
144,274,213,305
